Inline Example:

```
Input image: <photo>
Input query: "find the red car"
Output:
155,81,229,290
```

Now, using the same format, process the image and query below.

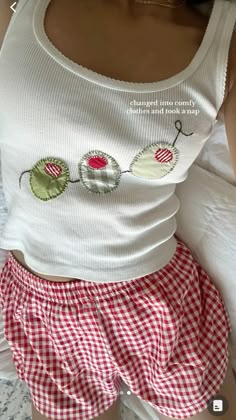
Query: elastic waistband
6,240,185,305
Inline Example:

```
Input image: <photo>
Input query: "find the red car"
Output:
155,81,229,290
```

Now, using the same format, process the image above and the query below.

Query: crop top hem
0,236,177,283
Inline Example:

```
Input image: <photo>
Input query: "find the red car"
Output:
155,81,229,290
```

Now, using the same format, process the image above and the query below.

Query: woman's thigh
156,361,236,420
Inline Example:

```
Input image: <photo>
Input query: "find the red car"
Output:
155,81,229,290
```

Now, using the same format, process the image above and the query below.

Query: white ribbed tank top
0,0,235,282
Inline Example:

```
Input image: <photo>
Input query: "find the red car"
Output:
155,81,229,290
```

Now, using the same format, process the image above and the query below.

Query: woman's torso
12,0,235,282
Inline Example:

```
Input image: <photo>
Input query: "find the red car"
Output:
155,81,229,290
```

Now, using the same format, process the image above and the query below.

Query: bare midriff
11,0,233,282
11,250,77,282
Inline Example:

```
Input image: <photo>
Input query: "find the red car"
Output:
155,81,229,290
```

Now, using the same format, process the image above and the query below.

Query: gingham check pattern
0,239,232,420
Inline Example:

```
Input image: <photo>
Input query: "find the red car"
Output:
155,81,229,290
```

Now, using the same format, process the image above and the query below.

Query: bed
1,1,236,418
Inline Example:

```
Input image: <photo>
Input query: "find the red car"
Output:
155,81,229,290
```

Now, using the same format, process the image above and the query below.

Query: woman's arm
224,33,236,180
224,81,236,180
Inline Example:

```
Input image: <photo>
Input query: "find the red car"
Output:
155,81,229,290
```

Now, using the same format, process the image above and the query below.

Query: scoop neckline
33,0,221,93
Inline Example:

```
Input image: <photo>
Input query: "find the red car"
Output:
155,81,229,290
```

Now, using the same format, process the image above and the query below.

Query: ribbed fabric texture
0,0,235,282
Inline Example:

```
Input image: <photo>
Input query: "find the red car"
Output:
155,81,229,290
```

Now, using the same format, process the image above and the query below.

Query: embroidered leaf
130,143,179,180
79,150,122,194
30,158,70,201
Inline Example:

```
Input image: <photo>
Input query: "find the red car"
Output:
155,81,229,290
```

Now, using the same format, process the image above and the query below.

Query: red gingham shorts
0,238,232,420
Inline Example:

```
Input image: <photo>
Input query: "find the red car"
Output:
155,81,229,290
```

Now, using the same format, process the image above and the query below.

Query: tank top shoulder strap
209,0,236,112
